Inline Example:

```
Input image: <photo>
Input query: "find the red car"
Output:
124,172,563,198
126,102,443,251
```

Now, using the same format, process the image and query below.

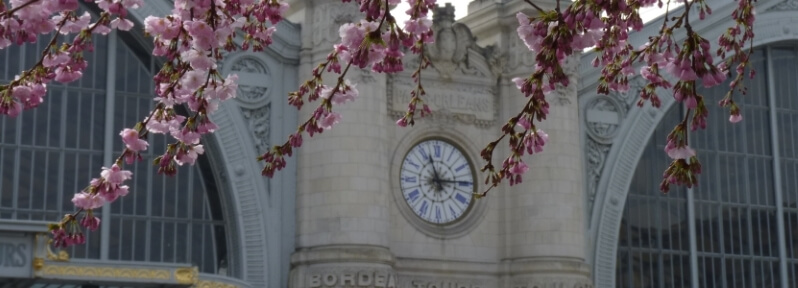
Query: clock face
399,139,475,224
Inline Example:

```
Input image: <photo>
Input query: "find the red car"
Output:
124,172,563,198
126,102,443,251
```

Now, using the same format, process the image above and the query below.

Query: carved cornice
769,0,798,10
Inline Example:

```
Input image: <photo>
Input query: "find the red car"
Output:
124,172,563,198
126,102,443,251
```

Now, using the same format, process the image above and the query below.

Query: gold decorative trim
174,267,199,284
33,257,45,271
38,265,172,280
196,280,240,288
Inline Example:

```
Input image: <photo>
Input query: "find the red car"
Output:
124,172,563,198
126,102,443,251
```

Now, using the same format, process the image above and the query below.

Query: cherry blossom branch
0,0,41,18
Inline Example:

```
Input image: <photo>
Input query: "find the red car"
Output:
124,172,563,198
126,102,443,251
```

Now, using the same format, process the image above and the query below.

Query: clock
399,139,476,224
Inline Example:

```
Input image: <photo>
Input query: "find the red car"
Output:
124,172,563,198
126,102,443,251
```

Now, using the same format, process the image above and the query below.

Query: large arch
126,3,301,287
581,1,798,286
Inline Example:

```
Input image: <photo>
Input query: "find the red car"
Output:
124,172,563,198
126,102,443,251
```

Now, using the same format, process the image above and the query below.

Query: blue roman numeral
407,189,420,202
403,176,417,183
419,148,428,159
455,193,469,205
455,163,468,172
435,206,441,221
434,145,441,158
406,159,420,169
458,181,472,187
419,201,429,215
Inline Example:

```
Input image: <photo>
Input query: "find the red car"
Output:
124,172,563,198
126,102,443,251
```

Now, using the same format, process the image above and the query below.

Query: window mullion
687,187,699,288
765,46,790,288
685,103,700,288
100,31,119,261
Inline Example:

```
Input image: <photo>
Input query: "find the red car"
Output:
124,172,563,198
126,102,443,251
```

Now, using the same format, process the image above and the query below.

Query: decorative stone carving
483,44,507,76
584,95,625,143
242,103,271,153
506,30,536,73
397,275,495,288
312,2,359,47
387,76,497,128
585,139,610,215
582,77,643,216
425,4,484,78
511,278,593,288
770,0,798,10
230,57,272,105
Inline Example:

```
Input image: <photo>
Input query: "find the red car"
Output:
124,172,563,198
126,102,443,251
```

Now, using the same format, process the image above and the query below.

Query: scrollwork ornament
585,138,611,216
584,95,626,143
230,57,272,106
242,104,271,154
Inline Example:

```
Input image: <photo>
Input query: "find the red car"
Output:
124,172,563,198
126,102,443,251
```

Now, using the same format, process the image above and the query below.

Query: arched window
616,45,798,287
0,30,228,274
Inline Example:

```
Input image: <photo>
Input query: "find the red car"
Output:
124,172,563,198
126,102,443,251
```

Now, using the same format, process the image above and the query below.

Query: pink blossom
516,117,531,130
100,165,132,185
396,118,409,127
71,192,106,210
80,214,101,231
171,127,202,144
729,113,743,123
110,18,134,31
175,144,204,166
320,112,342,130
183,49,216,70
665,143,696,160
53,67,82,83
42,52,70,68
181,69,207,91
404,18,432,34
508,160,529,175
213,74,238,101
120,128,148,151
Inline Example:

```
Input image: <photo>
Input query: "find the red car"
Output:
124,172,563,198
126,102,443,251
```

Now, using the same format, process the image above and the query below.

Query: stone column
503,53,592,288
462,1,593,287
286,1,396,287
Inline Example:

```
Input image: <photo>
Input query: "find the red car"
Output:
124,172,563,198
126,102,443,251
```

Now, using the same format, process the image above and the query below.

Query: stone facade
287,1,591,287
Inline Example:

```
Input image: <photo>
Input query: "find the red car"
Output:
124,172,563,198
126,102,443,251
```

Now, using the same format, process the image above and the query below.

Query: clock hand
427,154,441,182
438,179,472,186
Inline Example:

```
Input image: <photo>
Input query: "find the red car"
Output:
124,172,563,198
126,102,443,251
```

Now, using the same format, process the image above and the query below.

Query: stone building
1,0,798,287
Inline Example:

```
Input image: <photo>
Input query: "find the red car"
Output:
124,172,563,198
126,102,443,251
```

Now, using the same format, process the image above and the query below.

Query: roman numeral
455,193,469,205
407,189,420,203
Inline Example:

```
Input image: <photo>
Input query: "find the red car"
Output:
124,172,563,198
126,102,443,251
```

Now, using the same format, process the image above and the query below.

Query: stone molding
290,246,396,288
584,8,798,288
508,258,593,288
127,3,301,287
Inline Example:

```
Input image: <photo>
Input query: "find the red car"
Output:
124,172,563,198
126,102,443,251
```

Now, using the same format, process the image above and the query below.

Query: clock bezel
399,138,477,225
390,129,488,239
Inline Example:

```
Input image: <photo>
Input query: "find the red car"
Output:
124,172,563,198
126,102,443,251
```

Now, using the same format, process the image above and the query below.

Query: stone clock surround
389,128,489,240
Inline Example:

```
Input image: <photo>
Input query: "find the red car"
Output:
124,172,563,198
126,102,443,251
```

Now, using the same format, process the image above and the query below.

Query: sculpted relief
389,4,498,128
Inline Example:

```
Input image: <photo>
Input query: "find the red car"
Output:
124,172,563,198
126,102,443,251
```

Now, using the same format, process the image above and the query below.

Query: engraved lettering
375,273,386,287
358,272,373,285
390,79,495,122
323,274,337,286
341,273,356,285
0,242,27,268
308,274,321,287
